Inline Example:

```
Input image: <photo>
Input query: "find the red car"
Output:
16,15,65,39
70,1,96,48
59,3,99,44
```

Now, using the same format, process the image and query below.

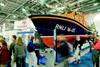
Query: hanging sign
14,18,36,31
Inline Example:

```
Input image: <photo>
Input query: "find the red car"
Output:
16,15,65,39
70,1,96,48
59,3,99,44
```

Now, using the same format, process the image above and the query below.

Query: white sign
14,18,37,31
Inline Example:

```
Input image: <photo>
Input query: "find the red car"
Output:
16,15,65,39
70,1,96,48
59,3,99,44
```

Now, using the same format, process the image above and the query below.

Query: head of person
76,35,80,41
0,40,7,47
35,38,40,44
0,35,5,40
17,37,23,45
57,34,66,41
0,40,3,47
30,36,34,42
12,35,17,42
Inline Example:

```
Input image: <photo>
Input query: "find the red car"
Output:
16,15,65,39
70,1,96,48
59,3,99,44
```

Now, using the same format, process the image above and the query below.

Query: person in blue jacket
27,36,40,66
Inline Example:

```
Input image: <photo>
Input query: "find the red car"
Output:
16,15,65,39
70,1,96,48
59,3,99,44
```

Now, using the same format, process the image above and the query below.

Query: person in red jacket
0,40,10,67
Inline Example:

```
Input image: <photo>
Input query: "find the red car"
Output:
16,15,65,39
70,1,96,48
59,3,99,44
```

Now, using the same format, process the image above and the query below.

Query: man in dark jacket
57,35,70,58
8,35,17,67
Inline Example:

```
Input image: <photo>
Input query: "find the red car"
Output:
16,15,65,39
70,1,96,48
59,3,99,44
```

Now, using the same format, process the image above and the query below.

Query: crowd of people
0,35,41,67
0,34,93,67
0,34,72,67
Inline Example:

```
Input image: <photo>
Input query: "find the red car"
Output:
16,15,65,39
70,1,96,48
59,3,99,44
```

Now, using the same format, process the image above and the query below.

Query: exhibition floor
25,47,94,67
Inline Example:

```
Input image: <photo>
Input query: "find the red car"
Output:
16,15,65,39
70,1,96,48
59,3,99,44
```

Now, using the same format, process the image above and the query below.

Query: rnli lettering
55,24,76,32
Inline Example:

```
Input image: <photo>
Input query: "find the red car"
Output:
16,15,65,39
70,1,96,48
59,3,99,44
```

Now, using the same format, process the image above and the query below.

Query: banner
14,18,37,31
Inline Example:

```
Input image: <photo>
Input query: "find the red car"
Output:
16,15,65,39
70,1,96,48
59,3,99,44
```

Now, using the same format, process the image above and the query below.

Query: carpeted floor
69,52,94,67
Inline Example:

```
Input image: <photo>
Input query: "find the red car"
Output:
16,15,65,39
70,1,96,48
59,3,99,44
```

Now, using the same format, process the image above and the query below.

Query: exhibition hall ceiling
0,0,100,23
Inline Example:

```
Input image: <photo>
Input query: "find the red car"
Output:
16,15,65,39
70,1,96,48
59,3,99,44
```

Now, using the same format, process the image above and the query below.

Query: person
14,37,26,67
8,35,17,67
57,35,70,57
73,43,81,64
56,35,70,67
45,48,55,67
73,38,86,64
0,40,10,67
27,37,39,67
34,38,41,65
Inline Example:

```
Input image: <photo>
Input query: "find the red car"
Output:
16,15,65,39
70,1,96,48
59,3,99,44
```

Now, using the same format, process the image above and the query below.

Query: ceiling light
12,15,16,18
94,13,100,23
31,0,34,1
93,3,98,6
0,3,5,6
97,9,100,12
22,8,26,12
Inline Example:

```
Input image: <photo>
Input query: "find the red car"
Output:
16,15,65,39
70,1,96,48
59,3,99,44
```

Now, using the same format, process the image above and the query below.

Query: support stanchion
53,28,57,63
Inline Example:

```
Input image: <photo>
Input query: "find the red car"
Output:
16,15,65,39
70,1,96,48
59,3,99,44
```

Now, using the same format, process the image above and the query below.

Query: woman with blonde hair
14,37,26,67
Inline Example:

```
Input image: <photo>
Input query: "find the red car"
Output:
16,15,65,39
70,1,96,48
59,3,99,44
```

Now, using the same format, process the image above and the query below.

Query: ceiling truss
0,0,99,24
